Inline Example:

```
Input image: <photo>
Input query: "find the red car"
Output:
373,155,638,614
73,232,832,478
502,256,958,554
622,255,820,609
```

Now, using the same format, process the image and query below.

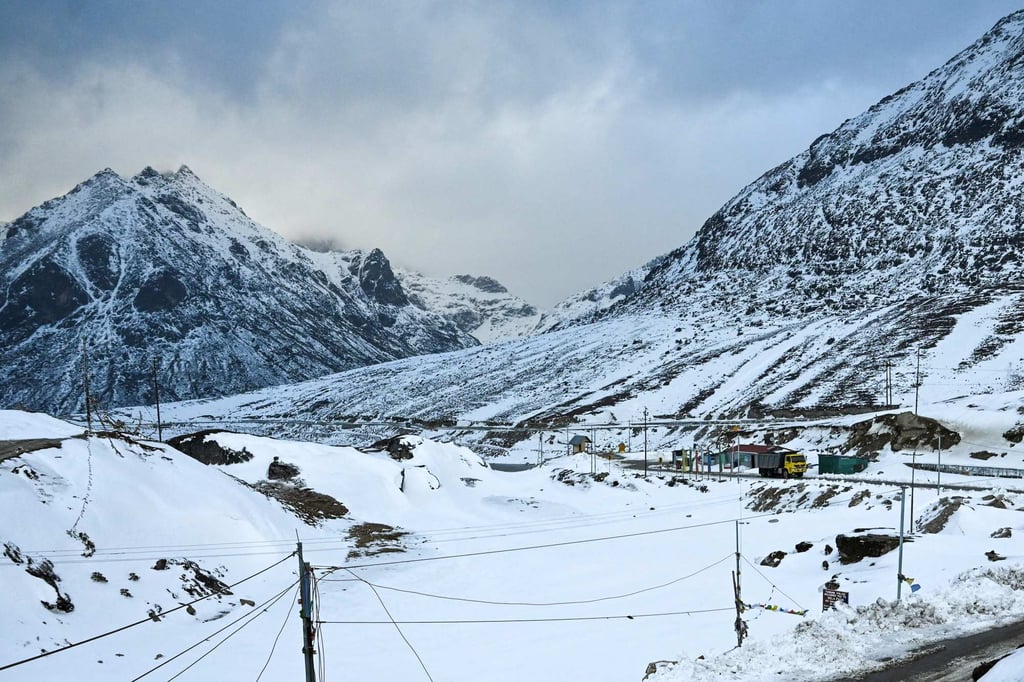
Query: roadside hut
568,435,591,454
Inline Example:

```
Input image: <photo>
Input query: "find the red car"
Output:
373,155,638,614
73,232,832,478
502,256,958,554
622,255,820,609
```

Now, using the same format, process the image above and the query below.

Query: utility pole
152,356,163,441
897,486,907,600
537,432,543,466
937,432,942,497
883,358,893,406
732,520,746,646
914,348,922,415
82,339,93,434
297,542,316,682
643,407,649,478
910,449,917,530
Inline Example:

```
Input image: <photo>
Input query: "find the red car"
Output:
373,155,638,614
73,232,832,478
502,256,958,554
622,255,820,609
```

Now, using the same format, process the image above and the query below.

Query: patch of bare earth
347,522,409,560
254,481,349,526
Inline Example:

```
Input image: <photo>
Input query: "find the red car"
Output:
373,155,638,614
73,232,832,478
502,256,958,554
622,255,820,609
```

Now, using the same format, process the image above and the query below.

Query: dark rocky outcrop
836,532,903,564
841,413,961,457
168,431,253,466
267,457,300,480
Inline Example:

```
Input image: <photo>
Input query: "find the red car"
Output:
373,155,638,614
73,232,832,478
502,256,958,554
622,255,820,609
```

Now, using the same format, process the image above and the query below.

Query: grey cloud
1,1,1022,307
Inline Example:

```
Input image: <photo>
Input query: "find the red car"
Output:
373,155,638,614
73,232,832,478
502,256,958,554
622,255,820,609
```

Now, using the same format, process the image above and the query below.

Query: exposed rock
983,494,1010,509
991,527,1012,539
917,497,964,534
836,533,902,564
986,550,1007,561
168,431,254,466
761,551,787,567
795,541,813,553
368,436,416,461
267,456,300,480
841,412,960,457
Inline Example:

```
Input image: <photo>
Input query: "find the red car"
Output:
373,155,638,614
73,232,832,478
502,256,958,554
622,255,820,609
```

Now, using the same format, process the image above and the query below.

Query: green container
818,454,868,475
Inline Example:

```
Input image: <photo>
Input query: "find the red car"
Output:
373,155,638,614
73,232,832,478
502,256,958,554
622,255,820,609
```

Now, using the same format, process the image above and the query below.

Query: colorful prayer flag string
742,602,807,616
900,575,922,593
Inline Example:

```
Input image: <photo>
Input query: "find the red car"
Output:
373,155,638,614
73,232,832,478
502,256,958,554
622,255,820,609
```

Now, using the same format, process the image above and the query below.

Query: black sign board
822,588,849,611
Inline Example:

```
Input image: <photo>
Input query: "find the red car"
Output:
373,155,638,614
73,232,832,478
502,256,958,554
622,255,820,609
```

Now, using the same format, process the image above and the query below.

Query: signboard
822,588,849,611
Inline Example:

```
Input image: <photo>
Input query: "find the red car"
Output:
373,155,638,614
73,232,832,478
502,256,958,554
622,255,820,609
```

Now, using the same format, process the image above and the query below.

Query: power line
256,583,300,682
0,547,305,567
320,553,733,607
741,556,806,612
314,569,328,682
132,579,298,681
0,551,295,673
347,569,435,682
315,608,734,625
12,492,742,561
315,514,778,572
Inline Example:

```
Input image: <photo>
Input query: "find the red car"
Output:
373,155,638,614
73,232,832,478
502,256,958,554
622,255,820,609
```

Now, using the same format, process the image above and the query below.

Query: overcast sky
1,1,1021,307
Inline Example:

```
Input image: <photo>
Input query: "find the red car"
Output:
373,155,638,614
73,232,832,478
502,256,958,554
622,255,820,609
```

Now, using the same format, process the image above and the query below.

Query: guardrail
909,462,1024,479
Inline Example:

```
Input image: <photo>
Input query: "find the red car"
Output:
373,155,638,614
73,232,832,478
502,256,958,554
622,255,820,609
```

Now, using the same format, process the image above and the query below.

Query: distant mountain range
0,166,538,413
143,9,1024,447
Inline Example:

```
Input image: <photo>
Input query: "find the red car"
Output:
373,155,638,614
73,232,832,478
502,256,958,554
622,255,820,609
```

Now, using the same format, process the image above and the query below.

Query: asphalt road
835,619,1024,681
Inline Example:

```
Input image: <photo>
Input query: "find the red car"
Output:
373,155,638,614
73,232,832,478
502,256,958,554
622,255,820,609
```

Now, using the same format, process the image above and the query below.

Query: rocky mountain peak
350,248,408,307
0,168,480,413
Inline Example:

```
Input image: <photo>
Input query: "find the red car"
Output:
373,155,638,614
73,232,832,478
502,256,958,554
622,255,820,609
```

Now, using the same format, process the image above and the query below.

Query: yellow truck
755,448,807,478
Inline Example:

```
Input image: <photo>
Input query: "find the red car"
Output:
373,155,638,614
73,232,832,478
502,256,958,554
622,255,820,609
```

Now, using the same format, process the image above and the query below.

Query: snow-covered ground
2,408,1024,681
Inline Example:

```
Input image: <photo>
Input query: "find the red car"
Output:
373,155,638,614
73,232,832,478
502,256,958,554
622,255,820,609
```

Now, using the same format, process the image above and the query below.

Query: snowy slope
4,408,1024,681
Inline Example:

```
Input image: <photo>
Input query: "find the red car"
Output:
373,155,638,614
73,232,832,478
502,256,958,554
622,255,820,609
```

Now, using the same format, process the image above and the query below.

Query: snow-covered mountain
400,272,541,344
140,10,1024,447
630,8,1024,316
0,166,536,414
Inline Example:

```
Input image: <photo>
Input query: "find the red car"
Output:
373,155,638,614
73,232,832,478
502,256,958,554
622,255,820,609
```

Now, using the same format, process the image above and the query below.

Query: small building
568,435,592,454
818,453,868,474
707,443,777,469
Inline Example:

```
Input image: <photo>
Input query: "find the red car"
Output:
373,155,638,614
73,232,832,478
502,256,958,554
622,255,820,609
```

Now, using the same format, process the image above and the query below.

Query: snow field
2,411,1024,681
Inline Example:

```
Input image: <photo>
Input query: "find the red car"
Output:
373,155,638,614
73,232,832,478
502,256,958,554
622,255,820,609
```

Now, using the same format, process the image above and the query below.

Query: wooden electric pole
733,520,746,646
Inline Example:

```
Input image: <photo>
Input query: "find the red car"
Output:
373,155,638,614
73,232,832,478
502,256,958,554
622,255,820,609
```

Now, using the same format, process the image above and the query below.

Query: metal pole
82,339,93,434
937,432,942,497
297,542,316,682
733,520,745,647
914,348,921,415
643,407,648,478
153,356,163,442
910,449,916,529
897,486,906,600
